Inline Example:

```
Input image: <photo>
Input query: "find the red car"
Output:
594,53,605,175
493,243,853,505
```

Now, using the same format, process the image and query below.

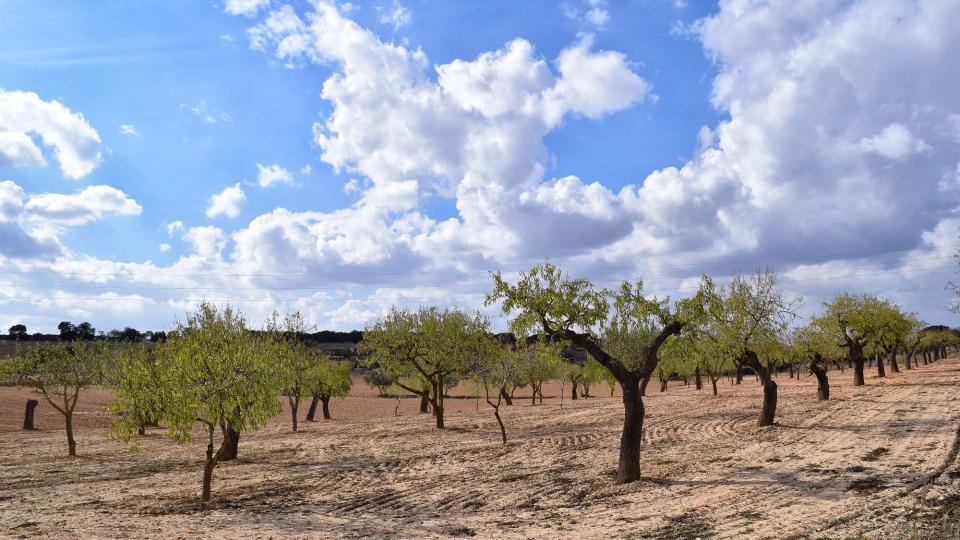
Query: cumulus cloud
224,0,270,17
256,163,293,187
378,0,410,30
564,0,610,29
183,226,227,259
0,181,140,261
119,124,137,135
25,185,142,226
205,184,246,218
0,89,102,179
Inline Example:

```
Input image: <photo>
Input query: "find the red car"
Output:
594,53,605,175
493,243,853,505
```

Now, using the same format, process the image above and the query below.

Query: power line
0,264,954,304
0,243,955,279
2,255,953,292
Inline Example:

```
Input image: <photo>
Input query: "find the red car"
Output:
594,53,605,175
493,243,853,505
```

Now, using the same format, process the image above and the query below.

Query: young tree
469,335,519,444
4,340,103,456
517,339,563,405
791,324,841,400
363,368,397,397
487,262,694,484
359,306,486,429
694,269,797,427
305,356,352,421
109,343,164,437
113,302,283,503
817,293,886,386
268,311,315,432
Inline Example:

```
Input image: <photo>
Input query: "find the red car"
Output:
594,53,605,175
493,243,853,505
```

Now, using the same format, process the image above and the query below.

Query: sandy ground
2,360,960,539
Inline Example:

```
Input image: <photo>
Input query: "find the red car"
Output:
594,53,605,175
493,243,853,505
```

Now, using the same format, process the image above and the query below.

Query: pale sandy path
2,358,959,538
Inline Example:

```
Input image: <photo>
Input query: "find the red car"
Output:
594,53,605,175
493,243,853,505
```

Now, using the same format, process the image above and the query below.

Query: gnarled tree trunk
694,366,702,390
219,422,240,461
617,375,645,484
875,354,886,378
306,395,320,421
23,399,38,430
809,354,829,401
320,396,331,420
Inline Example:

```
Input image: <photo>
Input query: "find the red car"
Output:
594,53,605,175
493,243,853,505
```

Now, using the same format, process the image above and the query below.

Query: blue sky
0,0,958,333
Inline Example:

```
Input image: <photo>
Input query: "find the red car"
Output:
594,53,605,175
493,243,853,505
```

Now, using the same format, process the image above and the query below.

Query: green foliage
487,262,695,380
363,368,397,396
313,357,352,399
109,344,164,448
7,340,102,410
113,302,284,446
694,268,798,369
358,306,488,394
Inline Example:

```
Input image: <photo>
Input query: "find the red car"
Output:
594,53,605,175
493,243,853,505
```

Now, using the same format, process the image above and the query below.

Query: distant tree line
3,322,363,346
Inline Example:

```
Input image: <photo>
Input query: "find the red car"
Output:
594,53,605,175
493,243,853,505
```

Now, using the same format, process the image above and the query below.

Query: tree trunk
65,413,77,457
306,395,320,421
289,397,299,432
571,383,578,400
419,393,430,413
742,350,777,427
499,387,512,406
759,375,778,426
321,396,331,420
639,376,650,396
810,356,829,401
889,351,900,373
904,352,913,370
735,365,743,385
694,367,702,390
23,399,38,430
493,405,506,444
853,356,865,386
711,378,718,396
659,377,668,392
219,423,240,461
616,375,645,484
875,354,886,378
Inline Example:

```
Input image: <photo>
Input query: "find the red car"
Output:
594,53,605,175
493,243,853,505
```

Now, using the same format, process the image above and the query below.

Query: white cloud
183,226,227,259
224,0,270,17
165,220,184,237
119,124,137,135
299,164,312,175
25,185,142,226
178,100,232,124
255,163,293,187
0,89,102,179
378,0,411,31
205,184,246,218
159,243,171,252
859,123,930,160
565,0,609,29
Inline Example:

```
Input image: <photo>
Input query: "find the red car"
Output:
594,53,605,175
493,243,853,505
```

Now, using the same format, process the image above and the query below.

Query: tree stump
23,399,38,430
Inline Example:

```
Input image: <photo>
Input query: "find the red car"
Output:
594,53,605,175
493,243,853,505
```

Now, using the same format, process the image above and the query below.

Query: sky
0,0,958,334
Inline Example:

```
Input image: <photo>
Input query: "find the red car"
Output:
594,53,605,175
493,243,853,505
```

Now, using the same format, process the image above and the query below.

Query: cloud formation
205,184,246,218
0,89,102,179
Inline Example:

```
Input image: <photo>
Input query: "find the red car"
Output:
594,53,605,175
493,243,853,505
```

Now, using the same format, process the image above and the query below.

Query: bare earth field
3,359,960,539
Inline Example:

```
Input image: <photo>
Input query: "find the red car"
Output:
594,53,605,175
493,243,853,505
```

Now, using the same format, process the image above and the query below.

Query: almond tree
305,356,352,421
694,269,797,427
517,339,563,405
817,293,886,386
359,306,486,429
468,335,519,444
487,262,695,484
791,323,842,400
109,343,164,437
113,302,284,503
5,340,103,456
268,311,315,432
